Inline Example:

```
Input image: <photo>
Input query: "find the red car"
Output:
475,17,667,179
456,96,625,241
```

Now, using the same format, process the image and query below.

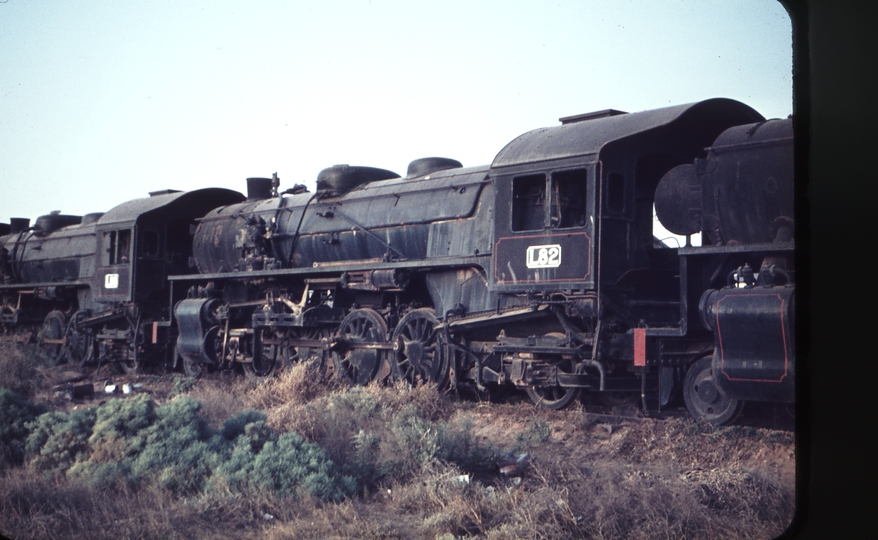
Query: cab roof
491,98,764,169
97,188,245,228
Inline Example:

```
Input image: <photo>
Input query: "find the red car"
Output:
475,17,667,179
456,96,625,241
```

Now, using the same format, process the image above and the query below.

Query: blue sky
0,0,792,223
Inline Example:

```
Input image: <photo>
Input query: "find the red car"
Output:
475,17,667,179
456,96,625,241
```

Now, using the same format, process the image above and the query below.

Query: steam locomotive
0,98,794,424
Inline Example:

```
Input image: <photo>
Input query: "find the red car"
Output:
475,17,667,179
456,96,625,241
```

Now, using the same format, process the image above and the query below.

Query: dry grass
0,345,796,540
0,343,52,398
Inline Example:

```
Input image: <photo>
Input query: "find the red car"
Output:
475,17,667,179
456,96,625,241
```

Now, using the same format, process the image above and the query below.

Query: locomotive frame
0,98,794,425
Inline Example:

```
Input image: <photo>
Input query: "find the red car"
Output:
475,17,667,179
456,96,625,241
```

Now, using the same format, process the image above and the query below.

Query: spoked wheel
683,355,745,425
63,312,93,368
332,309,388,385
391,309,450,390
285,327,332,377
244,327,283,383
525,356,582,410
37,311,67,365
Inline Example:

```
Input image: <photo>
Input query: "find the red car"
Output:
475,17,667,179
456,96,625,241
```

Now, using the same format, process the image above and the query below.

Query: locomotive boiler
169,98,794,424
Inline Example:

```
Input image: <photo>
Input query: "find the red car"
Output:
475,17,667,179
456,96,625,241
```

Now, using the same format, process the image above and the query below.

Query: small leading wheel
525,356,581,410
332,309,387,385
391,309,450,389
683,355,744,425
37,311,67,365
244,327,283,383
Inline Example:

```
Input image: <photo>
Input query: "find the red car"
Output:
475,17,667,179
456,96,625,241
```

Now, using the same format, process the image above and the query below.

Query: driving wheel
390,309,450,389
285,326,332,378
332,309,387,385
63,312,93,367
37,311,67,365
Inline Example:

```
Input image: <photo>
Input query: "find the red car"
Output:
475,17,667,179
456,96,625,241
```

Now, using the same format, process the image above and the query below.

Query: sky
0,0,793,224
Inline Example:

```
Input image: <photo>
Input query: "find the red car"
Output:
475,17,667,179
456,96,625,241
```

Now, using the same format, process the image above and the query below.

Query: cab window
551,169,588,228
511,174,546,231
102,230,132,265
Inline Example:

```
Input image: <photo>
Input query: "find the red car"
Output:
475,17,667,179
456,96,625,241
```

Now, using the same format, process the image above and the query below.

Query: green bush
213,427,356,501
21,395,354,501
290,389,501,487
0,344,48,397
88,394,157,460
221,409,269,441
390,404,441,470
126,396,224,493
292,388,386,483
0,388,47,467
25,406,96,475
383,405,500,479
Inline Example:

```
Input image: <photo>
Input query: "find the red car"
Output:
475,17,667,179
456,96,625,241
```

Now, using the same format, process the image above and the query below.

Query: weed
0,343,50,397
512,417,552,453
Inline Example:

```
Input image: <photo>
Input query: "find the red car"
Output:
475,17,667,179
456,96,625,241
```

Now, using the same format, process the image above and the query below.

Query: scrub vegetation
0,343,795,539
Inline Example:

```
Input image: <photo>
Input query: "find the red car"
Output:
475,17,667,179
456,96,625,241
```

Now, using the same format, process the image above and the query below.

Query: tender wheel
683,355,745,425
244,327,282,383
391,309,450,389
525,356,581,410
332,309,387,385
37,311,67,365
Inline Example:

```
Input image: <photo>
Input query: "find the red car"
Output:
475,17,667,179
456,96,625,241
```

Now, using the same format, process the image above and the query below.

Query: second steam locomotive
0,98,794,424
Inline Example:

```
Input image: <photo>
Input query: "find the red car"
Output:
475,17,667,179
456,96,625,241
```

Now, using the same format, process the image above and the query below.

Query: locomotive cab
491,165,596,293
488,99,764,310
94,189,246,307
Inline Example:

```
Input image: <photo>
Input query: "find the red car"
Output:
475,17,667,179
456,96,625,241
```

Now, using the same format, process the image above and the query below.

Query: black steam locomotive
0,98,794,424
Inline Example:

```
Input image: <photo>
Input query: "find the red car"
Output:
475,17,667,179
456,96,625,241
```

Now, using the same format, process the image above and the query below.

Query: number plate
526,244,561,268
104,273,119,289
